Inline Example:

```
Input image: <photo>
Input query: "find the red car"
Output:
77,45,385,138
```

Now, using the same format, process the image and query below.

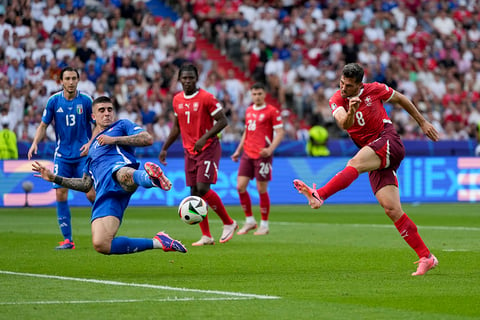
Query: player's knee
92,240,110,255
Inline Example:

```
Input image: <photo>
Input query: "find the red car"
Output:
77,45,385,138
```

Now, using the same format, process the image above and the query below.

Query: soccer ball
178,196,208,225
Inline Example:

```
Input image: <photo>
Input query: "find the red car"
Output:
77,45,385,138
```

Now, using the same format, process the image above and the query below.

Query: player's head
250,82,266,106
178,63,198,95
60,67,80,96
92,96,115,128
340,63,364,98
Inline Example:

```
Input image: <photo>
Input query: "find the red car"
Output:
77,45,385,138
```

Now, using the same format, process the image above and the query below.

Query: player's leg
127,162,172,190
236,175,257,235
196,141,237,243
254,180,270,235
53,160,75,249
236,155,257,234
91,198,186,254
374,178,437,275
55,188,74,249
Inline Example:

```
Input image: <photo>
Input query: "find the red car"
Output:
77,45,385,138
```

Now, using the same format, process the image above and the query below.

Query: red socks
394,213,430,258
202,189,234,225
259,192,270,221
238,191,253,217
318,166,359,200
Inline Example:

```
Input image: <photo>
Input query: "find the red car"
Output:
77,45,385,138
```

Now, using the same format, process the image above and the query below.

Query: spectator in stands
0,114,18,159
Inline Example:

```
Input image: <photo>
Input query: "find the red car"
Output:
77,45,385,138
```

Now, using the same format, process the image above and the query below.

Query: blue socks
133,170,154,188
109,236,154,254
56,201,72,241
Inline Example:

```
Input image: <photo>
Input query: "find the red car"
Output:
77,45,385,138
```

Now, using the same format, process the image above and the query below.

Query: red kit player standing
231,82,284,235
294,63,440,276
159,63,237,246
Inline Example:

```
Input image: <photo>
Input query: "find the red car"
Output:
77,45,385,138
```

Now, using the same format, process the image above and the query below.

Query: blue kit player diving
29,67,96,250
32,96,187,255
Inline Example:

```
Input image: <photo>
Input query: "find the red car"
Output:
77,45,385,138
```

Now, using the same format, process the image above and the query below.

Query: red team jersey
173,88,223,154
243,104,283,159
329,82,395,147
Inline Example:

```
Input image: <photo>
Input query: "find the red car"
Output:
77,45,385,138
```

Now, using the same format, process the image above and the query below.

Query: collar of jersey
253,104,266,111
183,90,200,99
349,87,364,99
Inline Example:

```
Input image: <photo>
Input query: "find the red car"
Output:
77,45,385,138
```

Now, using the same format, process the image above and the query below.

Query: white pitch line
0,297,253,306
0,271,280,300
273,221,480,232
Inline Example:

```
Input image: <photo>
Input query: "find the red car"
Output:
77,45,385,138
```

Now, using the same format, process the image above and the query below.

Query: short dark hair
178,63,199,79
92,96,113,107
60,67,80,80
251,82,266,91
342,63,364,83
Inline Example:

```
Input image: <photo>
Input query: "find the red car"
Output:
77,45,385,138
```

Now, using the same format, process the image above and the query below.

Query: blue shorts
90,170,134,223
53,157,87,188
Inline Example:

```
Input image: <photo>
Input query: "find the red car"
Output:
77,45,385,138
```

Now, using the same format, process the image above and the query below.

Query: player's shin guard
202,189,234,225
395,213,430,258
109,236,154,254
259,192,270,221
56,200,72,241
133,170,154,188
239,191,253,217
318,166,359,200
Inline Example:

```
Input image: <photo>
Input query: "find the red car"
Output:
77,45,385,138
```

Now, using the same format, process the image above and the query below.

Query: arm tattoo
115,131,153,147
54,174,93,193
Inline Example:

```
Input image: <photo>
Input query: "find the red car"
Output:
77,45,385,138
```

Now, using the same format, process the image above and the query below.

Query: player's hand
231,151,240,162
421,121,440,142
259,148,272,158
193,137,207,154
348,97,361,112
80,143,89,157
32,161,55,182
159,150,168,165
27,144,37,160
96,134,116,145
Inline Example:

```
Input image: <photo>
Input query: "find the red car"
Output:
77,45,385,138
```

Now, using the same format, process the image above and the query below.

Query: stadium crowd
0,0,479,148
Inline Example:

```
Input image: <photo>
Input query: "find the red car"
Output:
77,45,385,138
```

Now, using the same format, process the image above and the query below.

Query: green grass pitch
0,203,479,319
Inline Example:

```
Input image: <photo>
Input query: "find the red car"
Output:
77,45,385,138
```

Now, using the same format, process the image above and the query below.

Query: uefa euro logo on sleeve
76,105,83,114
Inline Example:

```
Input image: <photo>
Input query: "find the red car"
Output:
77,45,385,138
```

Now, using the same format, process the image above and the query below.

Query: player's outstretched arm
32,161,93,192
390,91,439,141
97,131,153,147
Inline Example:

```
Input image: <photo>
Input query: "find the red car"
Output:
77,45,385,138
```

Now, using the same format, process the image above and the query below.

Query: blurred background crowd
0,0,479,148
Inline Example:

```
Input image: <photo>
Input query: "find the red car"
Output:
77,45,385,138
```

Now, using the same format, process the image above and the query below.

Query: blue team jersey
85,119,145,195
42,90,93,162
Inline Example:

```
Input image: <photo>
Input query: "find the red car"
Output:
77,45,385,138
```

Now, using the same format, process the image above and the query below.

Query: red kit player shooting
294,63,440,276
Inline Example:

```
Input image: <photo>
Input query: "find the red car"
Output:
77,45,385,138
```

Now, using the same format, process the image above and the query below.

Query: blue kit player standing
32,96,186,255
28,67,96,250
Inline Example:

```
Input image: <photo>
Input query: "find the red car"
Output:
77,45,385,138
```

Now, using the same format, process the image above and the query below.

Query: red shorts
367,124,405,194
184,139,221,186
237,153,273,182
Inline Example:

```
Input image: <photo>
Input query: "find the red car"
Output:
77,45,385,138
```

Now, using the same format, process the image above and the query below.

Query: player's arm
28,121,48,159
260,126,285,158
389,91,439,141
97,131,154,147
80,124,101,157
231,129,246,162
333,98,361,130
194,110,228,153
32,161,93,192
159,116,181,164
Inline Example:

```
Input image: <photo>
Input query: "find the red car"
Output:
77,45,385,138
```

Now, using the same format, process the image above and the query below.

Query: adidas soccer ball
178,196,208,225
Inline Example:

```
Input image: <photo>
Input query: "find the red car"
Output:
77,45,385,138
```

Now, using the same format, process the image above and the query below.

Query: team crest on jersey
76,105,83,114
193,102,199,111
364,96,372,106
259,113,265,121
178,104,183,109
